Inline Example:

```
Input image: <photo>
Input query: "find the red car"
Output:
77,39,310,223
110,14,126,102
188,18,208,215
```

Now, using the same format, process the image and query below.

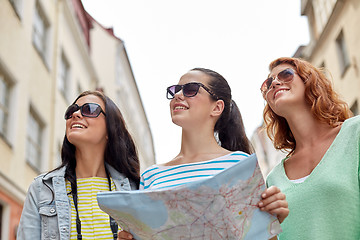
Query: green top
267,115,360,240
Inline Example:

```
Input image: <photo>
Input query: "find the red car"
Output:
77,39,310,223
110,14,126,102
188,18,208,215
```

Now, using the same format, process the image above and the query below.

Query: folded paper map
97,154,281,239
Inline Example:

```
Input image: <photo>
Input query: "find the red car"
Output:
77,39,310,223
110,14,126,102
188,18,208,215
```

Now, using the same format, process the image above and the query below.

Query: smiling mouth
274,89,289,98
71,124,86,129
174,106,188,110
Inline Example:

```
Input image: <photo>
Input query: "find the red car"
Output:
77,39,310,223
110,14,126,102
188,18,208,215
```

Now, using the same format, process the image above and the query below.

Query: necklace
71,168,118,240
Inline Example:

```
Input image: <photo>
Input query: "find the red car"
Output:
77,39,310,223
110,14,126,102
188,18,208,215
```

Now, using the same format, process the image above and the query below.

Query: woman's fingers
258,186,289,223
117,230,133,240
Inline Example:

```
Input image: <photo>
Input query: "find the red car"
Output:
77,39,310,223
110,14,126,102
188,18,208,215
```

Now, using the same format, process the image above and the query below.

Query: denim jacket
17,164,135,240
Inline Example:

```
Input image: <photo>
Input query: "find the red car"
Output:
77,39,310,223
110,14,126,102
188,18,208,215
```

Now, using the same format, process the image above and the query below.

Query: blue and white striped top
140,151,249,190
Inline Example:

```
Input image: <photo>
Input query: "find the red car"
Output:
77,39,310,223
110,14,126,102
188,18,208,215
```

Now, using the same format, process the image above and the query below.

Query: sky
81,0,309,164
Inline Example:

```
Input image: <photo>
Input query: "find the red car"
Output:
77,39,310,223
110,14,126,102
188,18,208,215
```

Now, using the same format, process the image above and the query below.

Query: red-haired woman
261,57,359,239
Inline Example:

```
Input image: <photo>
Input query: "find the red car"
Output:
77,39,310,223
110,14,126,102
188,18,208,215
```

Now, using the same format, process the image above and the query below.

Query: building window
319,61,325,68
32,1,49,64
319,61,329,78
55,142,62,168
9,0,23,18
313,0,336,34
77,83,82,96
336,30,351,76
26,108,43,172
116,90,122,109
115,46,125,86
58,52,70,100
0,74,11,140
0,203,2,240
351,100,359,116
307,4,319,41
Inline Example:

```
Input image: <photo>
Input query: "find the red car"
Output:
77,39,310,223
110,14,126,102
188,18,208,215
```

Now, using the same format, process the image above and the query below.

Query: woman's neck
165,128,230,166
286,111,338,150
75,147,106,178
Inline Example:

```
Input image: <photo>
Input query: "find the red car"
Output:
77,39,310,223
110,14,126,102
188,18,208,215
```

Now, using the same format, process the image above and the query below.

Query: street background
82,0,309,163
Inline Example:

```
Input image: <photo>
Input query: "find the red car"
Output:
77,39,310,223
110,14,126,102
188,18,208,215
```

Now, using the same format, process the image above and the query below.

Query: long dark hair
44,91,140,198
191,68,252,154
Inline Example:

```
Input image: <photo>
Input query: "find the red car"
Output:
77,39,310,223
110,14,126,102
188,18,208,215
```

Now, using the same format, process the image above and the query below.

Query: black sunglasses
64,103,106,120
260,68,296,96
166,82,219,100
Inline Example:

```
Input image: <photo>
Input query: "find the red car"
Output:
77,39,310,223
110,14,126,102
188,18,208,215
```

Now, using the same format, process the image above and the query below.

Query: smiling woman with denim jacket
17,91,140,240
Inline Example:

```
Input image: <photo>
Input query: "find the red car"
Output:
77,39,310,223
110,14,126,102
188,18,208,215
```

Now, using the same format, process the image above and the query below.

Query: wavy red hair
263,57,352,153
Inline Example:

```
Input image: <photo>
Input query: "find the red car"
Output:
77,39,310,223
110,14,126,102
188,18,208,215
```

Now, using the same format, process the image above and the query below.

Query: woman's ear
210,99,225,117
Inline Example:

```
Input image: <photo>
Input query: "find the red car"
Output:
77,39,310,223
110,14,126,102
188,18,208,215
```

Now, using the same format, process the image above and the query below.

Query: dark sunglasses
64,103,106,120
260,68,296,96
166,82,218,100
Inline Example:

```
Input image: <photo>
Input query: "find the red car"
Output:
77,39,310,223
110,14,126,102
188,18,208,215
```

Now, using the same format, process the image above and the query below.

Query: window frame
335,30,351,77
0,64,15,147
0,201,9,240
0,203,3,240
32,1,50,66
0,75,10,139
58,51,71,101
25,106,44,173
8,0,23,19
313,0,337,34
350,100,359,116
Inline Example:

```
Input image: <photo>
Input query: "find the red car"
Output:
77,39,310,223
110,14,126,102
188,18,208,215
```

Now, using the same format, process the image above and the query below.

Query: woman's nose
72,109,82,118
270,77,282,89
174,89,184,99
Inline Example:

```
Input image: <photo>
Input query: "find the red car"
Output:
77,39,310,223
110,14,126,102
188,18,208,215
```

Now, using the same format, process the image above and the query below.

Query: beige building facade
297,0,360,115
251,126,287,178
0,0,155,238
89,20,155,171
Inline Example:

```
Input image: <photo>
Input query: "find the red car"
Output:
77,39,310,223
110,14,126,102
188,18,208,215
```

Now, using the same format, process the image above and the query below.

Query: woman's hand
117,230,134,240
258,186,289,223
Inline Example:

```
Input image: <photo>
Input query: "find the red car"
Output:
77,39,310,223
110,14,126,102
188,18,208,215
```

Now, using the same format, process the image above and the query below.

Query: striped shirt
66,177,116,239
140,151,249,190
